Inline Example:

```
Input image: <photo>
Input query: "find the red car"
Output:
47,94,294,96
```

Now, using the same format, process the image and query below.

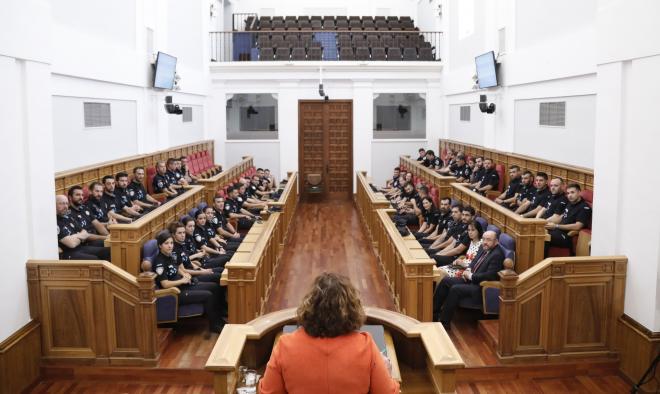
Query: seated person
114,172,144,215
150,230,224,333
448,154,472,182
518,172,551,216
383,173,406,200
387,172,413,204
168,221,222,281
56,195,110,260
264,168,277,189
259,272,399,394
422,150,443,170
417,197,452,245
438,221,484,279
238,182,268,214
192,209,232,262
203,206,239,252
179,156,199,184
383,167,401,190
393,183,419,226
470,158,499,196
544,183,591,255
247,175,274,201
502,170,534,211
494,165,522,207
534,177,568,220
166,158,187,192
152,161,179,200
423,204,463,251
413,197,439,239
128,166,162,211
212,195,243,241
416,147,427,161
428,206,475,267
433,231,504,328
224,186,258,230
102,175,140,220
468,156,485,184
86,181,116,226
436,149,457,175
67,185,108,246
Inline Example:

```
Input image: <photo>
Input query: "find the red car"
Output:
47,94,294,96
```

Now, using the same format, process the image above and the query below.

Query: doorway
298,100,353,200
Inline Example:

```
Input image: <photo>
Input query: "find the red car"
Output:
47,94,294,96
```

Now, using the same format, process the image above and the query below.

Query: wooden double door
298,100,353,200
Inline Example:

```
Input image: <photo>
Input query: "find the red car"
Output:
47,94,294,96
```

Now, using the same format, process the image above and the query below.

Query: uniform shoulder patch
225,204,231,210
155,266,164,275
195,234,202,242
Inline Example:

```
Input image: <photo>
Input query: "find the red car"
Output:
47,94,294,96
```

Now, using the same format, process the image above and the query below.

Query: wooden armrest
220,270,228,286
480,281,501,289
155,287,181,297
567,230,579,237
150,192,167,202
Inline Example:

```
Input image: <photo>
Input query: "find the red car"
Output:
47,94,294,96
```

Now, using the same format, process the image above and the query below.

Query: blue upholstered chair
142,240,204,324
486,224,501,237
474,216,488,233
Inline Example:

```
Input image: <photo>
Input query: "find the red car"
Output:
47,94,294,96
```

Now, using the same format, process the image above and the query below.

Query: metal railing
209,30,442,62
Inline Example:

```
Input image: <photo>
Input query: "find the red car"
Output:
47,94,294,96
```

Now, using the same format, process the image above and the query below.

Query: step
157,328,174,356
477,319,499,349
40,365,213,386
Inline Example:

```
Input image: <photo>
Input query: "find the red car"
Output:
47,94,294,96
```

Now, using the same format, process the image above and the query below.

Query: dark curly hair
296,273,366,338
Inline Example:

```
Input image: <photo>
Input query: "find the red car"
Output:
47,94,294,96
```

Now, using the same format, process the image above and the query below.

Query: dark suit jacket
468,245,505,285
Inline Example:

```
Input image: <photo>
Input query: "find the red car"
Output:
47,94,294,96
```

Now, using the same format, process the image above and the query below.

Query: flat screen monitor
153,52,177,90
475,51,497,89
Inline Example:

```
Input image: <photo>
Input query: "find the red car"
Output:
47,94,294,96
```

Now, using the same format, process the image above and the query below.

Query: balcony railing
209,30,442,62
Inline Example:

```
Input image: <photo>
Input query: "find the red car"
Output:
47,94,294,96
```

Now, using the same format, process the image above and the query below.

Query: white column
206,84,227,168
426,80,444,148
353,80,373,183
278,81,300,181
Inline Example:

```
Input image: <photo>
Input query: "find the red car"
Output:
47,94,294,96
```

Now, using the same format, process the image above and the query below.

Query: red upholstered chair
430,187,439,207
146,167,157,195
440,148,447,162
486,164,505,200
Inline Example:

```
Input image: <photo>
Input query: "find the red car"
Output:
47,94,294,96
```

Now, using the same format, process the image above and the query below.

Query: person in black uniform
535,178,568,220
153,161,178,200
179,156,199,184
449,155,472,182
471,158,499,195
418,197,452,245
424,204,464,252
468,156,485,184
203,206,240,251
437,149,457,175
225,186,257,230
168,222,222,281
494,165,522,207
212,196,243,242
519,172,552,217
422,150,443,170
67,186,108,246
413,198,440,239
503,170,534,211
87,182,117,225
428,206,475,266
192,210,232,260
383,167,401,190
150,230,224,333
129,167,162,211
165,158,186,194
182,216,230,270
433,231,504,328
102,175,139,221
416,148,426,161
56,195,111,260
115,172,144,216
393,183,419,226
544,183,592,255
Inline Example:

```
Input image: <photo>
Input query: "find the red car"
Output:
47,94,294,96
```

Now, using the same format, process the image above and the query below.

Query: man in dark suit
433,230,504,328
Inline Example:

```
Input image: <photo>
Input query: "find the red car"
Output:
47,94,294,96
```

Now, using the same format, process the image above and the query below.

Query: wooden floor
30,200,633,393
265,199,396,312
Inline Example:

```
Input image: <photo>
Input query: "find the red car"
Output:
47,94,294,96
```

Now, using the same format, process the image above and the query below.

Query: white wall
229,0,417,19
168,104,205,146
225,141,281,180
448,103,484,145
371,140,428,186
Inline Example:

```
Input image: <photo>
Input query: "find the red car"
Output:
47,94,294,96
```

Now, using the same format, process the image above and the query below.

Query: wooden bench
198,156,254,205
355,171,392,244
265,171,299,247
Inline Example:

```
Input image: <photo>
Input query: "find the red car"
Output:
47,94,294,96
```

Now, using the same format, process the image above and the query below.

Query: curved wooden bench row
107,185,206,276
266,171,299,247
204,307,464,394
399,155,456,199
55,140,215,196
440,139,594,191
355,171,391,244
373,209,435,322
26,260,159,366
497,255,627,361
198,156,254,205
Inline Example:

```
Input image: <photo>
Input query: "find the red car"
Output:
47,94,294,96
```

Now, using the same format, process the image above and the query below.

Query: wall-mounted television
153,51,177,90
475,51,498,89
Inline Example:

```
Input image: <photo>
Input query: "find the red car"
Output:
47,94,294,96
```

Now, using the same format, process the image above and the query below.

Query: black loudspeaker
164,96,183,115
479,94,496,114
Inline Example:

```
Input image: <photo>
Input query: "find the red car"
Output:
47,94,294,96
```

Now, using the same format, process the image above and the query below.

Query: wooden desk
197,156,253,205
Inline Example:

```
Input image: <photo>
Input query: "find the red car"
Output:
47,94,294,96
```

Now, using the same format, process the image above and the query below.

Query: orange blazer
259,328,400,394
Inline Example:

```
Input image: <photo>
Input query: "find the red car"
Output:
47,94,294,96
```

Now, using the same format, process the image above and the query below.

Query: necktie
472,250,490,273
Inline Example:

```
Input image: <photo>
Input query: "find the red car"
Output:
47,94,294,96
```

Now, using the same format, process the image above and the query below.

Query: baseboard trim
618,314,660,393
0,319,41,394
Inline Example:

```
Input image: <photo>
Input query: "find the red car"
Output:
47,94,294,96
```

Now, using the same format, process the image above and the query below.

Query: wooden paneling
26,261,159,366
355,171,392,243
0,320,41,394
205,307,464,394
399,155,456,199
267,172,299,247
440,139,594,191
617,315,660,393
298,100,353,199
498,256,627,362
197,156,254,205
54,140,214,196
108,185,205,276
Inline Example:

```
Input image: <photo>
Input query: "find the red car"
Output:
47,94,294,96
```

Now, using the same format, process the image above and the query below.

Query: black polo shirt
69,204,96,233
529,187,552,210
213,208,229,228
542,194,569,219
445,221,467,242
247,184,259,198
193,225,209,249
392,177,401,189
452,164,472,180
184,235,199,255
128,181,148,202
455,229,471,247
57,213,83,251
115,187,134,208
165,170,180,186
86,197,109,222
423,209,440,226
173,241,195,270
471,167,485,184
103,192,124,213
423,157,443,169
437,211,452,232
516,183,535,203
152,252,182,285
560,199,592,227
204,223,217,240
152,173,170,193
237,194,247,209
224,199,240,216
503,177,522,199
478,169,500,189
